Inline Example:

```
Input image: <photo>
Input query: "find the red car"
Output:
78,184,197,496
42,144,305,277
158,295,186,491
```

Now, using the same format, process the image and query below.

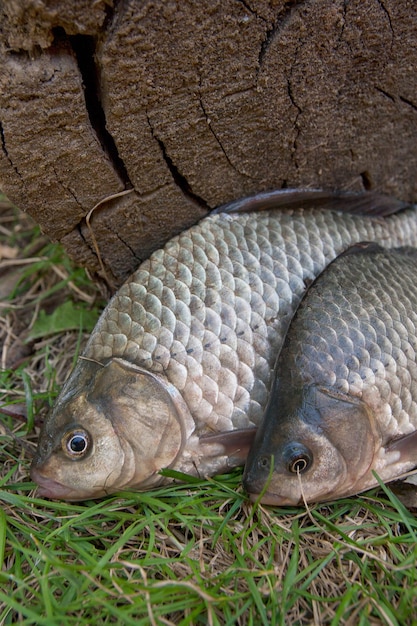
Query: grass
1,196,417,625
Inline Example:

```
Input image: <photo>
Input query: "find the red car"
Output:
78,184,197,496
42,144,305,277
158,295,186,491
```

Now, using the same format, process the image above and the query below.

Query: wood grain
0,0,416,286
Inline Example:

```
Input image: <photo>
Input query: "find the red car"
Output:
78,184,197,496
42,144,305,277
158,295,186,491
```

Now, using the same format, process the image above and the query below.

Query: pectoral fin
199,427,257,465
384,432,417,510
213,188,408,217
386,430,417,464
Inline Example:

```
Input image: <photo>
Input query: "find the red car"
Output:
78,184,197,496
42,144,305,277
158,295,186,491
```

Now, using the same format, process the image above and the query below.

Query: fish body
31,191,417,500
243,244,417,505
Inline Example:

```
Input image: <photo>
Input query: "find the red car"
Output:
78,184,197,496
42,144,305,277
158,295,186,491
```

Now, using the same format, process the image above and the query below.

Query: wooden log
0,0,416,287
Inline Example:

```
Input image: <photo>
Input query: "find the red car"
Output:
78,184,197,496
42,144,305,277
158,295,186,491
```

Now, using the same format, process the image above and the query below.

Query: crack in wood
256,0,305,174
375,88,417,112
145,113,210,211
0,120,23,182
375,86,396,102
339,0,394,52
234,0,270,25
285,43,303,172
399,95,417,112
360,171,373,190
112,229,141,263
337,0,349,46
198,94,254,181
52,164,84,209
63,31,133,190
257,0,306,70
376,0,394,49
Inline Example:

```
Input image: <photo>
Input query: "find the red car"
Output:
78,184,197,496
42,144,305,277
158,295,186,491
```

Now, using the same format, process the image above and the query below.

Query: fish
30,189,417,500
243,243,417,506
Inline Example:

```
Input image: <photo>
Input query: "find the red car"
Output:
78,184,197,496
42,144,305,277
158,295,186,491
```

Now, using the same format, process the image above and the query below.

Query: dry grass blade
85,189,134,287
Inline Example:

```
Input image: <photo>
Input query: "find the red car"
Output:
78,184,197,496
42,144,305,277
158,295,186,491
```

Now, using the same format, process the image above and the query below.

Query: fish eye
62,428,91,459
283,443,313,475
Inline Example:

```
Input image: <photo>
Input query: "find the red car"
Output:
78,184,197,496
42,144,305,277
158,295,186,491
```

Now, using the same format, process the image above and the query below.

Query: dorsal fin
337,241,383,258
213,188,410,217
337,242,417,262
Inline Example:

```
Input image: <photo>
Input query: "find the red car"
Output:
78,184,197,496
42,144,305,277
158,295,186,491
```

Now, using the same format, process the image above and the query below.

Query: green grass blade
0,508,6,571
21,371,34,434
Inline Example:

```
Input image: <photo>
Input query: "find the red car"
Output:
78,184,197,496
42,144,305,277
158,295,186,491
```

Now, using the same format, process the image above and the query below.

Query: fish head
31,358,194,500
243,384,378,505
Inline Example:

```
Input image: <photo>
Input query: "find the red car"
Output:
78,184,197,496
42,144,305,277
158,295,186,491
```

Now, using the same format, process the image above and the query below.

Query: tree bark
0,0,416,287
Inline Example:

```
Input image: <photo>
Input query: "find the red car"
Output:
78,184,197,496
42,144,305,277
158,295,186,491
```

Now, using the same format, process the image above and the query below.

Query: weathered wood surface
0,0,416,287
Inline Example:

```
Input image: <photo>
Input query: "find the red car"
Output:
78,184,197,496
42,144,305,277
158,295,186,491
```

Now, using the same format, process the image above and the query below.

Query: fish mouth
30,467,80,500
243,470,301,506
247,490,301,506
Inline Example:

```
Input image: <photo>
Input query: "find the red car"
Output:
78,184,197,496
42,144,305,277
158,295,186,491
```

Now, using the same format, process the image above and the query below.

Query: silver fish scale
287,248,417,439
84,207,417,435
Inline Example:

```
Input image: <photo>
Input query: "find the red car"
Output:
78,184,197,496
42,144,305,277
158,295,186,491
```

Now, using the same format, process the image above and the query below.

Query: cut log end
1,0,416,287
